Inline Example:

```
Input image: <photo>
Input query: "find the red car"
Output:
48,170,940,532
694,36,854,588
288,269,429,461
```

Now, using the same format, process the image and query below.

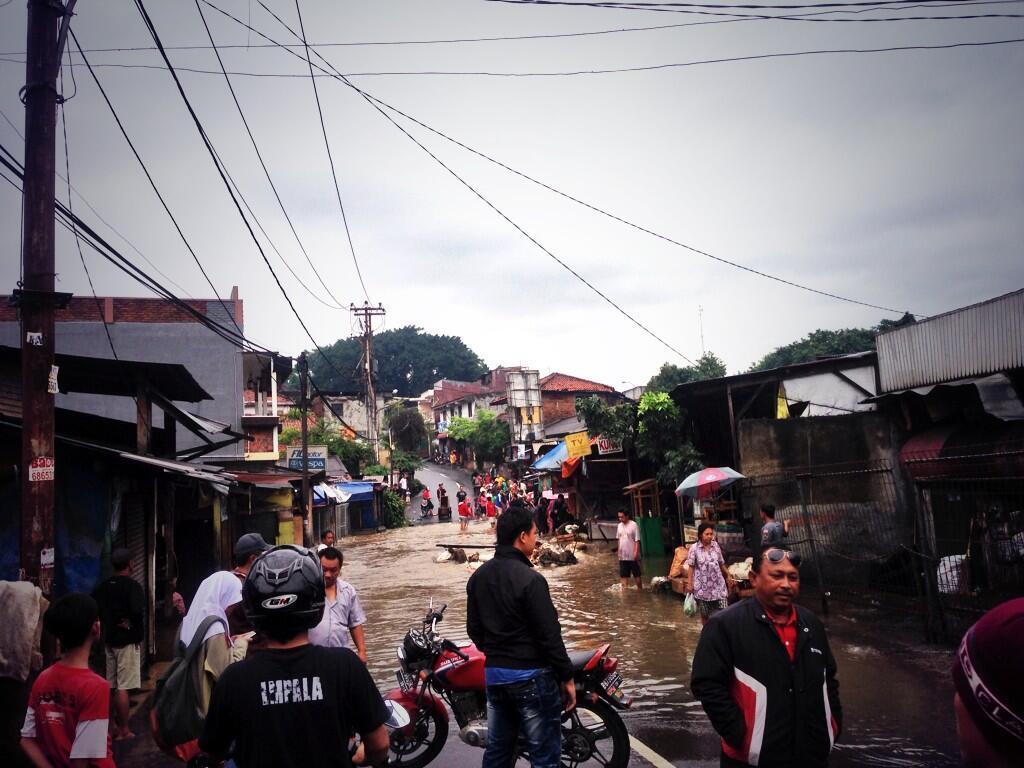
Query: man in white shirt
616,509,643,590
308,547,368,661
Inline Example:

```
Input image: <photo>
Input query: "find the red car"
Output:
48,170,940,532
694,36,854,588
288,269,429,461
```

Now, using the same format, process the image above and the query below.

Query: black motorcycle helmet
243,545,325,637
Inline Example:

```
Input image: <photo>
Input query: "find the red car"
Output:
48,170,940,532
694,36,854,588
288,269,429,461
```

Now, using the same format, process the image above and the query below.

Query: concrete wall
0,320,243,457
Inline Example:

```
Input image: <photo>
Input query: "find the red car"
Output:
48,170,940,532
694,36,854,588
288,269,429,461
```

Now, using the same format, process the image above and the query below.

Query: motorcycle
419,499,435,519
383,600,633,768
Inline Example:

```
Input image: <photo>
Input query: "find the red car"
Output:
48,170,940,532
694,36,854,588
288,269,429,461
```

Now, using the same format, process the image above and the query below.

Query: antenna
699,305,706,356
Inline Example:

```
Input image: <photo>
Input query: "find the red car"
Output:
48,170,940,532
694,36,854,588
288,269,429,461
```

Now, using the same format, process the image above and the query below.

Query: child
458,499,472,533
21,592,116,767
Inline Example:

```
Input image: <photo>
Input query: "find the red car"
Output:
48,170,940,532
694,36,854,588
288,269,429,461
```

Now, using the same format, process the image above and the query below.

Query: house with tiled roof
491,371,622,428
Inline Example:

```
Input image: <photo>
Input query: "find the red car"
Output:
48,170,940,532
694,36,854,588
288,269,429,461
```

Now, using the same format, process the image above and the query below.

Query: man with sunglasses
691,547,842,767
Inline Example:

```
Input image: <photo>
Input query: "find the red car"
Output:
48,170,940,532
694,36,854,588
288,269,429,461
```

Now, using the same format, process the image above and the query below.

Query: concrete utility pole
17,0,76,594
298,352,310,545
350,302,385,462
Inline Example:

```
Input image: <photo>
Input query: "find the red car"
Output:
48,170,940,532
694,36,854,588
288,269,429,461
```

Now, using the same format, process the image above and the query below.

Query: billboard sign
597,437,623,455
287,445,328,471
565,431,592,459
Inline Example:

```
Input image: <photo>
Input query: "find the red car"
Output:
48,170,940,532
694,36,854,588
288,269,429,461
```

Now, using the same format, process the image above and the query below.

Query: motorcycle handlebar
441,638,469,661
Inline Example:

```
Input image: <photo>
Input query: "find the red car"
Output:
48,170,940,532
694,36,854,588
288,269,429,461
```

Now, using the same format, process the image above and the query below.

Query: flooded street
340,465,961,767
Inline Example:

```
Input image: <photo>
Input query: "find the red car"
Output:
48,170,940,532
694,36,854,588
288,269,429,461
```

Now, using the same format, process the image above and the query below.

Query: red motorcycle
383,600,633,767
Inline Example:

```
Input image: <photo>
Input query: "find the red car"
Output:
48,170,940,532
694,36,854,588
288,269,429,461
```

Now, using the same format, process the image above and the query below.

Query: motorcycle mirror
383,700,411,730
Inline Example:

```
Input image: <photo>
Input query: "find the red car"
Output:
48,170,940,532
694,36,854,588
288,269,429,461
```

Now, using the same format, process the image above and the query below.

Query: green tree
445,412,510,465
306,418,373,473
309,326,487,396
381,488,409,529
646,351,727,392
278,427,300,446
748,314,915,372
385,404,428,453
389,449,422,477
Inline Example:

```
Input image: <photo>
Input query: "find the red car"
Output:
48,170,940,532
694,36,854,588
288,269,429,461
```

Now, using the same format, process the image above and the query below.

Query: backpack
151,614,226,750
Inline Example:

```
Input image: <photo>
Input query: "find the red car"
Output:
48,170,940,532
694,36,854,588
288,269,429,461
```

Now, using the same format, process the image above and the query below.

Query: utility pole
350,302,385,462
298,352,310,546
17,0,76,594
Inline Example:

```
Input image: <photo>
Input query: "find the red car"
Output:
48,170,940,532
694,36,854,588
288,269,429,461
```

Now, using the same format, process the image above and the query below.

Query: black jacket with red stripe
691,598,842,767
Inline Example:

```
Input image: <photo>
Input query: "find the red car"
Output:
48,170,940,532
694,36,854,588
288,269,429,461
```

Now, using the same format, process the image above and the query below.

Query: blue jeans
483,669,563,768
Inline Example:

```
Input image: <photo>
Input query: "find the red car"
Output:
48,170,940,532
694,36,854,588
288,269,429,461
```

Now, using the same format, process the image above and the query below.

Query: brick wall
542,391,619,425
0,296,243,326
248,426,276,454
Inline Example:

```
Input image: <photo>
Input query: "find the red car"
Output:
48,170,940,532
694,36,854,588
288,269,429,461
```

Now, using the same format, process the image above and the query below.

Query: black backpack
151,615,226,748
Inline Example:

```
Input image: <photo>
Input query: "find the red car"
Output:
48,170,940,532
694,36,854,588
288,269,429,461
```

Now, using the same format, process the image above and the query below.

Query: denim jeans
483,669,563,768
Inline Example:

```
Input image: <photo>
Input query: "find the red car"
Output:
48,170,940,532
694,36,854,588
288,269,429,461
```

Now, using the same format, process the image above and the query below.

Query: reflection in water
341,518,958,767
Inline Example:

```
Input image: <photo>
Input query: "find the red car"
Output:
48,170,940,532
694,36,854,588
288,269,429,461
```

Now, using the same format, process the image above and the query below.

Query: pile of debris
434,540,583,568
533,540,578,567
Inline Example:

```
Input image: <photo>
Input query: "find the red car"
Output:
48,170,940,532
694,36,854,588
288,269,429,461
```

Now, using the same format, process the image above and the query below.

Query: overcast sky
1,0,1022,389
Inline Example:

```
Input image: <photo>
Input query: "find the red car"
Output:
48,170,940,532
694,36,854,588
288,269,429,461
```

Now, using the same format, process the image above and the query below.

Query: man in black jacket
691,547,842,767
467,502,575,768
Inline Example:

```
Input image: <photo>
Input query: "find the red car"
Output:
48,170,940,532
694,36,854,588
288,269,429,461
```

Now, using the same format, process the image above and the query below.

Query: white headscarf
180,571,242,647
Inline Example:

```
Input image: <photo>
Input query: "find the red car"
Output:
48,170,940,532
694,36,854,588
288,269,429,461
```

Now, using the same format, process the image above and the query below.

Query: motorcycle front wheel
558,698,630,768
388,706,448,768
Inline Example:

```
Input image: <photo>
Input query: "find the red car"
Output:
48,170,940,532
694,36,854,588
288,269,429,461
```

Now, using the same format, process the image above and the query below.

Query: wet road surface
339,463,961,767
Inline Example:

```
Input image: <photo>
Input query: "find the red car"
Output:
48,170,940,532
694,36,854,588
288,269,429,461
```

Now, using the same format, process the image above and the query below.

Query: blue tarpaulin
531,441,567,471
337,482,375,503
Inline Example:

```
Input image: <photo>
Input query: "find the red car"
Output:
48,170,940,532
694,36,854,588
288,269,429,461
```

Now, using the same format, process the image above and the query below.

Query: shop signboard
565,431,591,459
287,445,327,471
597,437,623,455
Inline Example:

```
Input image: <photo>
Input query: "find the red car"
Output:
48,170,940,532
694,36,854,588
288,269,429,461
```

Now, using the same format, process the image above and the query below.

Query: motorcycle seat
567,644,609,673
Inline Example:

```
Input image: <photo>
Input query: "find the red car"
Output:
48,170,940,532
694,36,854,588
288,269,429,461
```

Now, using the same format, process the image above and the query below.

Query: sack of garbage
683,593,697,618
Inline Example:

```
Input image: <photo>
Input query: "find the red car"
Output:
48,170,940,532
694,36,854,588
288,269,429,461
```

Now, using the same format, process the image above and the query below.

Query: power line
0,104,194,298
286,0,370,302
489,0,1010,9
69,30,243,338
131,0,355,385
202,0,919,317
1,0,1019,55
192,0,348,310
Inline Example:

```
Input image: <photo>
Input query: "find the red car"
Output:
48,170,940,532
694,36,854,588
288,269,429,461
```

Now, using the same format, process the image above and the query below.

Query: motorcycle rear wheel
558,698,630,768
388,706,448,768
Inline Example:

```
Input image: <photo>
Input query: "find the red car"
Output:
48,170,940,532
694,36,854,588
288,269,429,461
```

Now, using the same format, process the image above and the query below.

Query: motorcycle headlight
403,629,430,665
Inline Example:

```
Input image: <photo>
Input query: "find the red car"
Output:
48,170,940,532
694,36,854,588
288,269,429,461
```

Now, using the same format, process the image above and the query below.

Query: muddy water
340,514,959,767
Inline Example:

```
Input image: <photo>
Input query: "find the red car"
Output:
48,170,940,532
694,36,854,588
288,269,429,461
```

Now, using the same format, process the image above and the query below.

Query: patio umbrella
675,467,745,499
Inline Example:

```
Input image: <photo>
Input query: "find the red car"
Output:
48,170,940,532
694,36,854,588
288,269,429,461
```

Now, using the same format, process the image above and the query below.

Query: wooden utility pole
17,0,75,594
350,302,385,461
298,352,310,546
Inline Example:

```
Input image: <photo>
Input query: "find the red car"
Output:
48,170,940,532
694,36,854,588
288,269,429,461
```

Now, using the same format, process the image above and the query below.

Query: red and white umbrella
674,466,745,499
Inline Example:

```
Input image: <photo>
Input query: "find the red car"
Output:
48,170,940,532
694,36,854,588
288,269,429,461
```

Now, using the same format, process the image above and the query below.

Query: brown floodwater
341,480,960,767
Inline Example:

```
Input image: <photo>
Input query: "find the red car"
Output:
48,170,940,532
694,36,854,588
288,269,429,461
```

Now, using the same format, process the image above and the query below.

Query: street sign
28,456,54,482
287,445,328,471
565,431,591,459
597,437,623,455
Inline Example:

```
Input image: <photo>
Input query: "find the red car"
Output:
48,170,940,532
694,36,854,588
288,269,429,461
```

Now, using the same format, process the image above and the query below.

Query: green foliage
646,352,727,393
575,393,701,487
385,405,428,452
445,412,510,464
382,489,409,529
307,418,373,472
747,315,914,372
362,463,389,477
409,477,424,495
278,427,300,446
286,407,303,420
389,449,422,477
309,326,487,397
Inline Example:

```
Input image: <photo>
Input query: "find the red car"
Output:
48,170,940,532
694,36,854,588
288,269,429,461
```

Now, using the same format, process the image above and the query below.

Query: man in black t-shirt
199,546,389,768
91,547,144,741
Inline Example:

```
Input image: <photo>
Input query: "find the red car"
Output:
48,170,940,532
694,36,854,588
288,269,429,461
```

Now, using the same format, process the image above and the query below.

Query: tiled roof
433,383,487,409
539,372,616,393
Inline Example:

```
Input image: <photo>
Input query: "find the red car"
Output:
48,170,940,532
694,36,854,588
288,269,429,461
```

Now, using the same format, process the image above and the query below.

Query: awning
335,481,375,503
313,483,343,506
532,441,567,471
863,373,1024,421
900,422,1024,480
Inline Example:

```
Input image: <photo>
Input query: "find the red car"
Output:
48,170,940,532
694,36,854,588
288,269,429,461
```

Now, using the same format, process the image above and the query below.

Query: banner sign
565,431,592,459
597,437,623,455
287,445,327,471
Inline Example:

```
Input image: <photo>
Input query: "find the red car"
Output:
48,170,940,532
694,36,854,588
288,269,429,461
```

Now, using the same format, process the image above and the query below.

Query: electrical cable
489,0,1013,9
131,0,356,385
241,0,694,361
289,0,370,303
193,0,349,311
0,103,195,298
3,0,1020,55
69,30,243,337
202,0,920,317
59,69,118,360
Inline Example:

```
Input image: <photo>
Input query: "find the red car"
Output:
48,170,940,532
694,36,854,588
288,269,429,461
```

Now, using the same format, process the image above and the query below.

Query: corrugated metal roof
876,289,1024,392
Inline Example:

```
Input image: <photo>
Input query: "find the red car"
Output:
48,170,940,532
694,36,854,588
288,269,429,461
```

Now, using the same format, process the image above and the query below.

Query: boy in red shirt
21,593,116,768
458,498,472,532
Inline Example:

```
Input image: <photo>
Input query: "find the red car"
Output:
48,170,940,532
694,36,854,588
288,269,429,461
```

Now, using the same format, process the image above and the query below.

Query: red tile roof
539,372,616,393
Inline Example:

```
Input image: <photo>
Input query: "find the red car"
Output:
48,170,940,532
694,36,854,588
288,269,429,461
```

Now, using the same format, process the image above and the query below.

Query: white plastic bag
683,593,697,618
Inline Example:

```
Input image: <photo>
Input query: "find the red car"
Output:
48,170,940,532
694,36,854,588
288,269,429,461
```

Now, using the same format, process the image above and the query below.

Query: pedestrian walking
458,498,472,533
466,502,576,768
91,547,144,741
952,597,1024,768
399,473,409,502
20,593,115,768
308,547,368,662
316,528,335,553
685,523,735,625
225,533,272,636
199,546,390,768
691,547,842,767
486,494,498,530
456,483,468,504
759,504,789,549
615,509,643,590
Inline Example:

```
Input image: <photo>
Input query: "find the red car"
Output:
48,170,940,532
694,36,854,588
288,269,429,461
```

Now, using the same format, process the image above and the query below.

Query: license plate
601,672,627,703
396,670,415,693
